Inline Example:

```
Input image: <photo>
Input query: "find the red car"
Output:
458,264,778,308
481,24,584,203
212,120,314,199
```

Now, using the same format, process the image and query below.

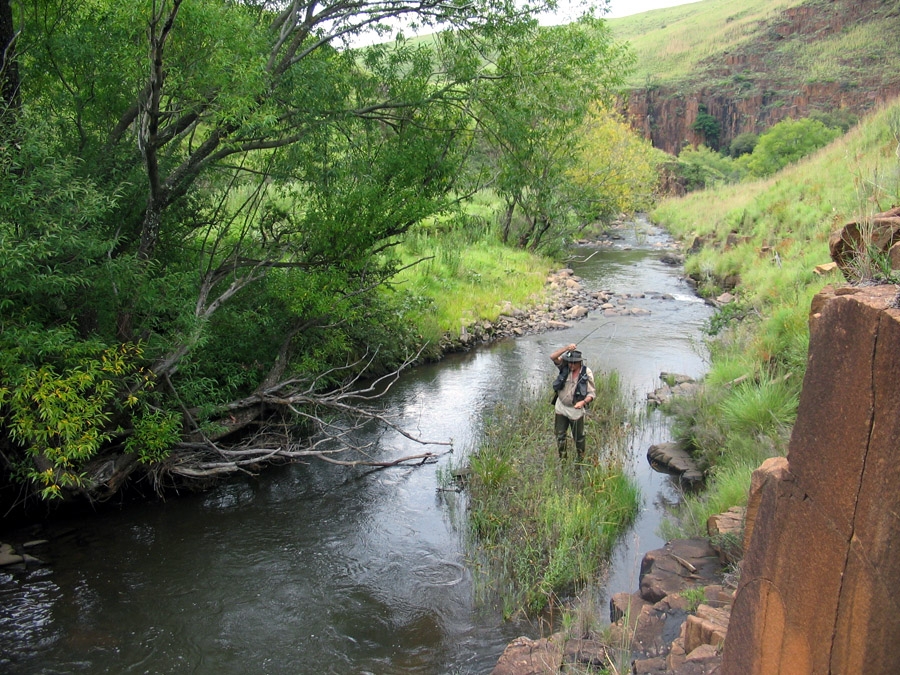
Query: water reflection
0,221,710,674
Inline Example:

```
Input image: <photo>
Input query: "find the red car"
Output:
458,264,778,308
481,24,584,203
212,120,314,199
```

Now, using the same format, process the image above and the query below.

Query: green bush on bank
464,373,639,618
672,115,845,191
652,99,900,537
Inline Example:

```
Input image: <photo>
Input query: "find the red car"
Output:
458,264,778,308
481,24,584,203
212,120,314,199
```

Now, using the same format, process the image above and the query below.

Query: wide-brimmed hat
562,350,583,363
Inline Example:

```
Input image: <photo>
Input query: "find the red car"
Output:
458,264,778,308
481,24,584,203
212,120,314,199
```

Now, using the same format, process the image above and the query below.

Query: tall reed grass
465,373,639,618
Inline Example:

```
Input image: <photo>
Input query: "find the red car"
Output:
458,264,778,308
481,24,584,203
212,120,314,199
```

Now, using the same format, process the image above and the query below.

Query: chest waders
553,364,589,460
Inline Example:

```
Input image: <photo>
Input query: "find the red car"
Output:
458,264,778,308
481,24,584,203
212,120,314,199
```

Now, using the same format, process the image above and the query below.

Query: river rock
490,635,562,675
647,442,703,485
660,253,685,266
639,539,723,604
630,601,679,660
714,292,735,305
647,374,700,406
814,262,838,275
562,638,610,669
0,543,24,567
707,506,745,564
563,305,589,319
683,604,729,654
610,591,650,625
660,372,694,385
828,205,900,277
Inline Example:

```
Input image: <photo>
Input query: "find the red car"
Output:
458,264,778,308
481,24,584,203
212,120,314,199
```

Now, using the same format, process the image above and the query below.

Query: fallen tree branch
310,450,447,467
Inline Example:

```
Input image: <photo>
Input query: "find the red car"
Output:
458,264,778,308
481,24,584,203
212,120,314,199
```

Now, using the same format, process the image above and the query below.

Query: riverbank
435,222,687,354
642,101,900,546
491,527,740,675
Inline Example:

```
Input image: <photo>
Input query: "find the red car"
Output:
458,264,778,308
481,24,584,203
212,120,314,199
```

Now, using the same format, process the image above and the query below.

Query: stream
0,218,712,674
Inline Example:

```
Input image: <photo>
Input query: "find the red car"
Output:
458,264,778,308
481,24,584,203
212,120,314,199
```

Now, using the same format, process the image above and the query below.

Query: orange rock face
722,285,900,674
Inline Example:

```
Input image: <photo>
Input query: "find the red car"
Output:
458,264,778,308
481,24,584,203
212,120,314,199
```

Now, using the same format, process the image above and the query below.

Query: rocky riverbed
491,510,746,675
440,267,678,353
0,540,47,569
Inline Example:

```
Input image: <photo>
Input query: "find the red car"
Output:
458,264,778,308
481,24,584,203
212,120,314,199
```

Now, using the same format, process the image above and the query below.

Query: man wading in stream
550,343,596,460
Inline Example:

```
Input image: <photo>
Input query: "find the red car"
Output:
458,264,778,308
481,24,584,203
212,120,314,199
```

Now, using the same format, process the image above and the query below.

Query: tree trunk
529,215,553,251
0,0,19,113
517,213,536,249
500,200,515,244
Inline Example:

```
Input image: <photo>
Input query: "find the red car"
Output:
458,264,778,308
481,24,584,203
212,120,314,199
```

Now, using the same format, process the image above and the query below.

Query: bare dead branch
153,341,451,484
311,450,445,467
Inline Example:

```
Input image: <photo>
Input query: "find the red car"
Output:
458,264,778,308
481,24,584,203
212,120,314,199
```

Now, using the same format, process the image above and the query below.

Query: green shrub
728,132,758,158
739,117,841,177
691,104,722,149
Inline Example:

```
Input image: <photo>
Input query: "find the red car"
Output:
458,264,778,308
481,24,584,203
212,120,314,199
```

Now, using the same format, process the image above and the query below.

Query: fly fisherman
550,343,596,460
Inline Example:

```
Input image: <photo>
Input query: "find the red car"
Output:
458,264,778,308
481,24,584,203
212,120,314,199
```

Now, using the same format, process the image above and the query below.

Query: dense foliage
671,114,845,191
0,0,657,506
474,17,646,250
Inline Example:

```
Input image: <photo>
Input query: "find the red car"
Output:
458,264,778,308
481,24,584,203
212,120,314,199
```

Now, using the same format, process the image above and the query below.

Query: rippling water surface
0,220,711,674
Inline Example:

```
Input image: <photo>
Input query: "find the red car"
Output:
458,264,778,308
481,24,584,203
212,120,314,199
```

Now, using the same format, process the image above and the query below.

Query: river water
0,220,711,674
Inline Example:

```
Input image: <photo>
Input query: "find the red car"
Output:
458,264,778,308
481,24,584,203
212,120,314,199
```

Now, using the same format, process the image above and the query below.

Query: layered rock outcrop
722,284,900,674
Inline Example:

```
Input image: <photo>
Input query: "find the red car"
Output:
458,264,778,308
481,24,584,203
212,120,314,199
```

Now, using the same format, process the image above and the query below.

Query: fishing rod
572,320,613,346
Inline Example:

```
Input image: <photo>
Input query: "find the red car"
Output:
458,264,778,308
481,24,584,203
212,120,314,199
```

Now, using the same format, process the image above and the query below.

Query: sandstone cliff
723,284,900,674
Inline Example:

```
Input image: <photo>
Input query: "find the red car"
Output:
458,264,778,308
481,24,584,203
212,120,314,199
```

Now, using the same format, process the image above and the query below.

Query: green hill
608,0,900,152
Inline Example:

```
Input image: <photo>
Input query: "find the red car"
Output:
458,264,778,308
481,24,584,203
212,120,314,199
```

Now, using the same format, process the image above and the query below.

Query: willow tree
475,15,633,251
0,0,571,505
566,104,663,224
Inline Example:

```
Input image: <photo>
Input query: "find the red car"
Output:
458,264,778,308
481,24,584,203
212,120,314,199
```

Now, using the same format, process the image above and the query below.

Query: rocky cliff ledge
724,284,900,674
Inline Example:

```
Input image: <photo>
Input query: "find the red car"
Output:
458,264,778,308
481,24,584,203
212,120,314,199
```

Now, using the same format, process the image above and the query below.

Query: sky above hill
606,0,699,18
542,0,700,26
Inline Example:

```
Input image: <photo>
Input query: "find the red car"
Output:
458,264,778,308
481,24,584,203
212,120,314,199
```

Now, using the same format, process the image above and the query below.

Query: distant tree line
674,110,855,191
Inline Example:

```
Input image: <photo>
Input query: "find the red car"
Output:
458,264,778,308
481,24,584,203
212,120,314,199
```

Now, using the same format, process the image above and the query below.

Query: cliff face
625,0,900,154
722,285,900,674
627,82,900,155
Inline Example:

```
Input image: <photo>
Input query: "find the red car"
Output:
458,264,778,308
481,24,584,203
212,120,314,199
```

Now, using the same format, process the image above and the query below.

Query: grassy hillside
608,0,900,92
649,97,900,535
608,0,800,86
